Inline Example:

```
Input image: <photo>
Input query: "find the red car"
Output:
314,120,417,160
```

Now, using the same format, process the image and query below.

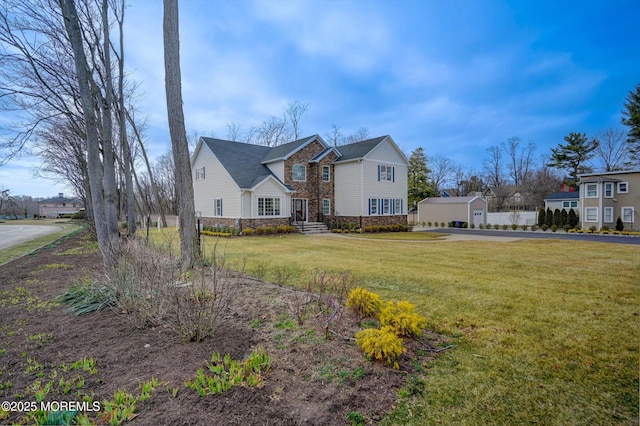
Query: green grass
148,229,639,424
0,219,83,265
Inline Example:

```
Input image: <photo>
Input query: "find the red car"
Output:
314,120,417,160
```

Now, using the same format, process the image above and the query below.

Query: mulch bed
0,229,447,425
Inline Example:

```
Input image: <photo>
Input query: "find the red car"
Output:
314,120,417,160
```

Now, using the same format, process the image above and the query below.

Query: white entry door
473,209,484,226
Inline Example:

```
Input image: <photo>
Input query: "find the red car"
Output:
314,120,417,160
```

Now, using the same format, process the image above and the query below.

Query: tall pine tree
547,132,598,184
622,84,640,167
408,147,434,207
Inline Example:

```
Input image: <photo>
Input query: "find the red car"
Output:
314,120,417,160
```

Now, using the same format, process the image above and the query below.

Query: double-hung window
604,182,613,198
622,207,634,223
214,199,223,217
604,207,613,223
586,183,597,198
585,207,598,222
322,166,330,182
195,166,206,181
378,165,394,182
394,199,403,214
322,199,331,215
292,164,306,182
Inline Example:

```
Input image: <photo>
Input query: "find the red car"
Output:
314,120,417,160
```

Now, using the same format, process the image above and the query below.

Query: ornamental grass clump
379,300,426,337
346,287,382,318
355,326,404,369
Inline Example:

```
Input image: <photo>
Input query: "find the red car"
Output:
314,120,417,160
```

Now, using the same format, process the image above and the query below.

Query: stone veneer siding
284,141,336,223
202,217,290,230
333,215,408,229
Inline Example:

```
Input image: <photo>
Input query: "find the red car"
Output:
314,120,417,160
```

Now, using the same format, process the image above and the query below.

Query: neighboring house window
214,199,223,217
322,199,331,215
585,207,598,222
293,164,306,181
604,207,613,223
586,183,597,197
195,166,206,181
563,201,570,208
571,201,578,208
563,201,578,209
369,198,378,215
322,166,330,182
378,165,394,182
604,182,613,198
622,207,634,223
258,197,281,216
617,182,629,194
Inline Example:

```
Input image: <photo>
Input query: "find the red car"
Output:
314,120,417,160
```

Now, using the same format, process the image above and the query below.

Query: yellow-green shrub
346,287,382,318
355,326,404,369
379,300,426,337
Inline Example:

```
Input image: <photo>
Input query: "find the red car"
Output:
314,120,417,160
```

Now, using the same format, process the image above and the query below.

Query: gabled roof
200,138,292,190
545,191,580,201
261,135,328,164
39,195,80,204
334,136,388,162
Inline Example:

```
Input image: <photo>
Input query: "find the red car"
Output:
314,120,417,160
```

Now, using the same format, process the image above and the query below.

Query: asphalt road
0,224,63,250
419,228,640,245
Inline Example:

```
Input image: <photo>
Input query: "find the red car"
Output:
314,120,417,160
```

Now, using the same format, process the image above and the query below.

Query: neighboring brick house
578,170,639,231
38,193,84,218
191,134,408,230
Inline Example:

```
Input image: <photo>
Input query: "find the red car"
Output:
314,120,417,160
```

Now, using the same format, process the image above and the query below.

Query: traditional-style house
38,193,84,218
191,135,408,231
578,170,639,231
544,191,580,212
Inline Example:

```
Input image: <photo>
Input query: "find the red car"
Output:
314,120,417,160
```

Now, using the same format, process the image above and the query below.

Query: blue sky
1,0,638,197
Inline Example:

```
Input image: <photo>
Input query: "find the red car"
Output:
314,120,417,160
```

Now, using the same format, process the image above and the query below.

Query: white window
379,165,394,182
214,199,223,217
604,207,613,223
258,197,281,216
369,198,378,215
394,199,403,214
195,166,206,181
322,166,330,182
383,199,390,214
585,207,598,222
586,183,597,198
622,207,634,223
604,182,613,198
322,199,331,215
563,201,570,209
292,164,306,182
617,182,629,194
571,201,578,208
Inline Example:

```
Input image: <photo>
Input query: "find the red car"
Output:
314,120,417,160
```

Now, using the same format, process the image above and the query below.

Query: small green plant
71,357,97,374
494,224,500,230
511,224,518,230
101,389,137,425
379,300,426,337
355,326,404,369
347,410,366,425
346,287,382,318
521,224,528,231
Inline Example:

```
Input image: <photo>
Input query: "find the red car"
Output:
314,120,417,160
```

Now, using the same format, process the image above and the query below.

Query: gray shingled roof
545,191,580,200
334,136,388,162
420,196,483,204
201,138,278,189
261,135,321,164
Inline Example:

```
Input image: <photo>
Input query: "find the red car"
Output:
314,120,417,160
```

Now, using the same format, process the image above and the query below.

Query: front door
292,199,307,223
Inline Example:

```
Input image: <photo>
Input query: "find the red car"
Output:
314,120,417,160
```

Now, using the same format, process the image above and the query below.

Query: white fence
486,211,537,226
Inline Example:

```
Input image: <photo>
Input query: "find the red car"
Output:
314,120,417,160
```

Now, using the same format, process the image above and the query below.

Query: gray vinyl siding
193,148,241,218
334,161,362,216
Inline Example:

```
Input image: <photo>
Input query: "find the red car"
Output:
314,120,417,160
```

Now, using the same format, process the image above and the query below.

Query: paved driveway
419,228,640,245
0,224,63,250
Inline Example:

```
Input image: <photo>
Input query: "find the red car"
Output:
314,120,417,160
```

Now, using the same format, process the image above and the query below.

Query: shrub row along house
578,170,639,231
191,135,409,231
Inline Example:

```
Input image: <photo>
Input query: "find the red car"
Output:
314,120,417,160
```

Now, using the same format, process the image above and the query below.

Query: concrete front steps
293,222,330,235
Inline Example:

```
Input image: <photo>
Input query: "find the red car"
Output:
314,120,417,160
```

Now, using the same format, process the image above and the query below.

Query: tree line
408,84,640,209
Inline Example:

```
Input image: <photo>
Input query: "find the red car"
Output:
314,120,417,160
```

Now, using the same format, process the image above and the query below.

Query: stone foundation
202,217,290,230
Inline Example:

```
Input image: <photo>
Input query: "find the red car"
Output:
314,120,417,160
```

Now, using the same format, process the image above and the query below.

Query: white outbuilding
417,195,487,227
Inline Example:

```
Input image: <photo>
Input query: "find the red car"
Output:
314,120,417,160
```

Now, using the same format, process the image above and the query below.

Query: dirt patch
0,230,449,425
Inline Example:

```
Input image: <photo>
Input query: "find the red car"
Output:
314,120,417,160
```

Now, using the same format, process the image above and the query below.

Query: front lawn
189,232,639,425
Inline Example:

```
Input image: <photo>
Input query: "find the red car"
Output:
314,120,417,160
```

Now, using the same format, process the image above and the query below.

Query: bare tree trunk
126,109,168,227
59,0,113,267
114,0,136,235
163,0,198,269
